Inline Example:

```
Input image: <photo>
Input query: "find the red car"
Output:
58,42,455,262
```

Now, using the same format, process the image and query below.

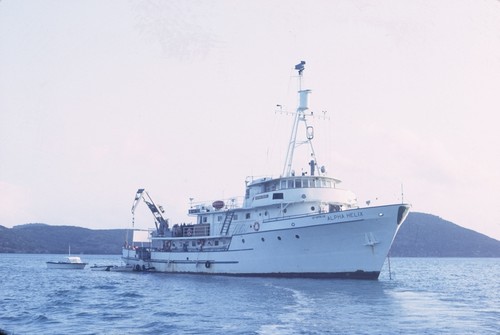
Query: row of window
201,211,267,223
241,234,301,243
264,178,335,192
201,205,320,223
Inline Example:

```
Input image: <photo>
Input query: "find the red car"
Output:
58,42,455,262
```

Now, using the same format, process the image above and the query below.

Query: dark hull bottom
137,269,380,280
231,271,381,280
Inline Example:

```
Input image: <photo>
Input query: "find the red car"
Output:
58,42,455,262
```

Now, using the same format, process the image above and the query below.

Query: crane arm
131,189,169,235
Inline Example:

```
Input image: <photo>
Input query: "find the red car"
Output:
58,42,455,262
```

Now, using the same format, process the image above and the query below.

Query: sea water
0,254,498,334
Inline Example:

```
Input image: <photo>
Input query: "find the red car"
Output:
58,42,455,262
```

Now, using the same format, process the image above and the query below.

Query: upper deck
188,175,357,216
243,175,356,208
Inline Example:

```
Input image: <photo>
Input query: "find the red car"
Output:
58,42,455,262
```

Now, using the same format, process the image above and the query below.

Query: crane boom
131,189,168,235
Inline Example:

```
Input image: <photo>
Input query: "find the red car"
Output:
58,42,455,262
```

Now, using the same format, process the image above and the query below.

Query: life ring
253,222,260,231
205,261,211,268
187,228,193,237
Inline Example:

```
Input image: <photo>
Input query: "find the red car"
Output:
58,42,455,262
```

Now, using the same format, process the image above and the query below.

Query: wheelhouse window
264,182,277,192
280,180,287,190
277,177,335,190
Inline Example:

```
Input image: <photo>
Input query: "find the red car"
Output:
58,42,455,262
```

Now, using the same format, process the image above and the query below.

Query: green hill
0,223,127,254
390,212,500,257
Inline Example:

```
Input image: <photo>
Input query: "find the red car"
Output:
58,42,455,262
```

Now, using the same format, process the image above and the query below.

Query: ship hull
122,204,409,279
46,262,87,270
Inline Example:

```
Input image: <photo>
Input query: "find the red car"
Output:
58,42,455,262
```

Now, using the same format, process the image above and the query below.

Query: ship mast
282,61,318,177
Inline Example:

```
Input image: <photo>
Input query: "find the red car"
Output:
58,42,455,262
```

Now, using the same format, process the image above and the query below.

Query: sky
1,0,499,240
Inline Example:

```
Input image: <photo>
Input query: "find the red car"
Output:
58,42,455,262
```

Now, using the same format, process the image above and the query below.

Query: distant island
0,212,499,257
390,212,500,257
0,224,126,255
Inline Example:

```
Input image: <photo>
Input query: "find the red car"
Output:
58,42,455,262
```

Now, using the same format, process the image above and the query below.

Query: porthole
277,236,282,240
295,235,300,239
311,206,315,211
261,237,265,242
242,239,245,243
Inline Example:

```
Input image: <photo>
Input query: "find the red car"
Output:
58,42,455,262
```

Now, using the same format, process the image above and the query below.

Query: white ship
122,62,410,279
47,245,88,269
46,257,87,270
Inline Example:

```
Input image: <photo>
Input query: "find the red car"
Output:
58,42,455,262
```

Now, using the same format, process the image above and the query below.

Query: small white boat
46,256,87,270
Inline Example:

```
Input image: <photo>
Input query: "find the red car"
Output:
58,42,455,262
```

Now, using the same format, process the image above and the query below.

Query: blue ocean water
0,254,498,335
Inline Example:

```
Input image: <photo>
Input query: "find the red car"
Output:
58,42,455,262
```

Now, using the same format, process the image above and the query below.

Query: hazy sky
1,0,499,240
